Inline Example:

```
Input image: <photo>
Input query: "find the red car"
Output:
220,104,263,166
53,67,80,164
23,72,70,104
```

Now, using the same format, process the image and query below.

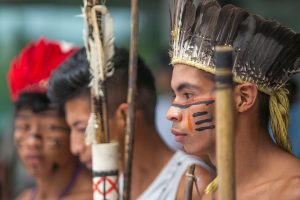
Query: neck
228,114,280,190
35,158,78,199
130,117,173,198
133,117,173,165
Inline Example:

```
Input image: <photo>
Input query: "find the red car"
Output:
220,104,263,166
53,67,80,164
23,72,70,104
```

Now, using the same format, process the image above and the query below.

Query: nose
166,106,182,122
70,133,85,156
25,125,42,149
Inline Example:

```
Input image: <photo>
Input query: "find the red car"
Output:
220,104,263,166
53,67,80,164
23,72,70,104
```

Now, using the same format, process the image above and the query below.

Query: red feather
7,38,78,102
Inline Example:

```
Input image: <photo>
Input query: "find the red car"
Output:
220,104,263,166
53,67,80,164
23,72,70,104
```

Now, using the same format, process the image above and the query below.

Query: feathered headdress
170,0,300,154
7,38,78,102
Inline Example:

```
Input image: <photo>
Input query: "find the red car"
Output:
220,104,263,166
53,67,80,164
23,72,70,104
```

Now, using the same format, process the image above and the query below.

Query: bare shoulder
275,176,300,200
270,154,300,199
15,188,32,200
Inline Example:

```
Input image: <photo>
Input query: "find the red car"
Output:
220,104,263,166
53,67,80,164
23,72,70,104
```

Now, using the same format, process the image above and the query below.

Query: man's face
14,109,72,177
65,97,92,169
167,64,216,157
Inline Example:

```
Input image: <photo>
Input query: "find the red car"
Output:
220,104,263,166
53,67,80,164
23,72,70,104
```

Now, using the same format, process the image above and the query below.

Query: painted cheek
172,97,215,133
187,110,193,132
188,103,215,133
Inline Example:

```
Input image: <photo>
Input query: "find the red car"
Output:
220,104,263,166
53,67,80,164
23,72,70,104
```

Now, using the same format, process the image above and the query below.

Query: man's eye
183,93,192,99
15,124,29,132
44,125,69,133
78,127,86,134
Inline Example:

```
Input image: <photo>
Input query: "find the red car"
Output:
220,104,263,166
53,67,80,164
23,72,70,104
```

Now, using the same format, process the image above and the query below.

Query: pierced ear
234,83,258,113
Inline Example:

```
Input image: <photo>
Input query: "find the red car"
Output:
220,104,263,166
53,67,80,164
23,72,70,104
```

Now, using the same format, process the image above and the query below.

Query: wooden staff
184,164,196,200
215,45,235,200
123,0,139,199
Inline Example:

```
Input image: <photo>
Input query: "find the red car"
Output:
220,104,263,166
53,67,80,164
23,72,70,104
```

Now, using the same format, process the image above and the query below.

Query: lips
171,128,188,142
25,155,43,165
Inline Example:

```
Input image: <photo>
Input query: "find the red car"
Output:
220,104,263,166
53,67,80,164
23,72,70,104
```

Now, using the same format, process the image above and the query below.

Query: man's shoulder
273,176,300,199
272,153,300,198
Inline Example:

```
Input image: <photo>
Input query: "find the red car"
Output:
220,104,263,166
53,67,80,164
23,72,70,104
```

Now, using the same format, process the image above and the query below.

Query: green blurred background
0,0,300,198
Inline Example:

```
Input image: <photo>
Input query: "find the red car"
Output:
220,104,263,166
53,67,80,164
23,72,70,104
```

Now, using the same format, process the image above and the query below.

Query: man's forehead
16,109,60,119
171,64,213,90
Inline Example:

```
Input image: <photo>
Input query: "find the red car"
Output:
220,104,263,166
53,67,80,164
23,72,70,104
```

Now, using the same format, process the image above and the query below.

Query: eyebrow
71,120,85,128
175,83,199,92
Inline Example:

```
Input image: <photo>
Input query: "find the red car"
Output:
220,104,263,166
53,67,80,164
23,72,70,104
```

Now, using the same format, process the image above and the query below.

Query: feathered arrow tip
82,0,115,144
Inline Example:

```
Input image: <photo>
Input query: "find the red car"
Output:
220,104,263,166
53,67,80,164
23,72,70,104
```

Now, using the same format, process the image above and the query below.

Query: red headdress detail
7,38,78,102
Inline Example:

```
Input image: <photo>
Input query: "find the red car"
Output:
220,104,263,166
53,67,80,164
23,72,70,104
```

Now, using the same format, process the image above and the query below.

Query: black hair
107,48,157,125
15,92,55,114
47,47,157,125
47,48,90,109
257,92,270,130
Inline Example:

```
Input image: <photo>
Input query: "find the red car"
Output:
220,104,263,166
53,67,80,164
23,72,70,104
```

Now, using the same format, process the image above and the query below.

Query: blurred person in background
7,38,92,200
48,47,215,199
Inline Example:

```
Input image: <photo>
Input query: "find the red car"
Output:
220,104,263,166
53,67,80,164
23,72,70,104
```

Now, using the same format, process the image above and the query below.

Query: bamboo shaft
123,0,139,199
215,46,235,200
184,164,196,200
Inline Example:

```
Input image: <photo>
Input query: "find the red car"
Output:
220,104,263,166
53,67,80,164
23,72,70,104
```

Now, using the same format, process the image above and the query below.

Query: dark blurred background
0,0,300,199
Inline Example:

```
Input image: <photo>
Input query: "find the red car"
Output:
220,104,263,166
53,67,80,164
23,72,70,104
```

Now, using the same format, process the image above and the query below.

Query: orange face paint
187,110,193,132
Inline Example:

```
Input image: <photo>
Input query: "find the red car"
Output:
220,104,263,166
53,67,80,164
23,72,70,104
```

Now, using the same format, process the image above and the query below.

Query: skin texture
169,63,300,200
14,109,92,200
167,64,216,159
64,96,173,198
65,97,92,169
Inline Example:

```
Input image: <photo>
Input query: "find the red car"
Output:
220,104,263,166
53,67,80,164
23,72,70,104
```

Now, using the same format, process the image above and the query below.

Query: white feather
85,113,98,145
102,12,115,78
82,2,116,144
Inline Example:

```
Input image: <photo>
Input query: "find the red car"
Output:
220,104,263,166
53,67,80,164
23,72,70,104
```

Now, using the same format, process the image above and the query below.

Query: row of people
7,0,300,199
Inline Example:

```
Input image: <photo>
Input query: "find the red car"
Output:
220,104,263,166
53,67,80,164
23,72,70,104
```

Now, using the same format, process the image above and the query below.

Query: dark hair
15,92,51,114
257,92,270,130
47,48,90,108
107,48,157,125
47,47,157,124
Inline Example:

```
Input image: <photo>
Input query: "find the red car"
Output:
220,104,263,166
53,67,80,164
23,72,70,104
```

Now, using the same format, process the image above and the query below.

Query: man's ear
234,83,258,113
114,103,128,128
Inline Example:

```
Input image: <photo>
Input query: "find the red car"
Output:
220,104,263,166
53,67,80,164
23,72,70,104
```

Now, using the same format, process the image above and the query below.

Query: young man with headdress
167,0,300,199
47,47,215,199
8,38,93,200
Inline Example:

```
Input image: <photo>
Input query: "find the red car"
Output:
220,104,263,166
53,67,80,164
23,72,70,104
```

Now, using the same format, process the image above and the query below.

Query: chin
183,144,208,157
26,166,45,177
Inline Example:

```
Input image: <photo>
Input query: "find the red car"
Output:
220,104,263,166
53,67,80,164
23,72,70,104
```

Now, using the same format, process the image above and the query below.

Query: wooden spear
123,0,139,199
215,45,236,200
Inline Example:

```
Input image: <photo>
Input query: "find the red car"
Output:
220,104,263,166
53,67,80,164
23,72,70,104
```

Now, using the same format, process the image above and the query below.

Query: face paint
49,138,62,149
171,97,215,134
52,162,60,172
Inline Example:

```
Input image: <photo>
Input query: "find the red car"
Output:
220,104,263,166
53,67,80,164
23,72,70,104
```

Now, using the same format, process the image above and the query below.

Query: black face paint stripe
195,125,215,132
172,100,215,109
193,111,208,117
195,118,213,125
